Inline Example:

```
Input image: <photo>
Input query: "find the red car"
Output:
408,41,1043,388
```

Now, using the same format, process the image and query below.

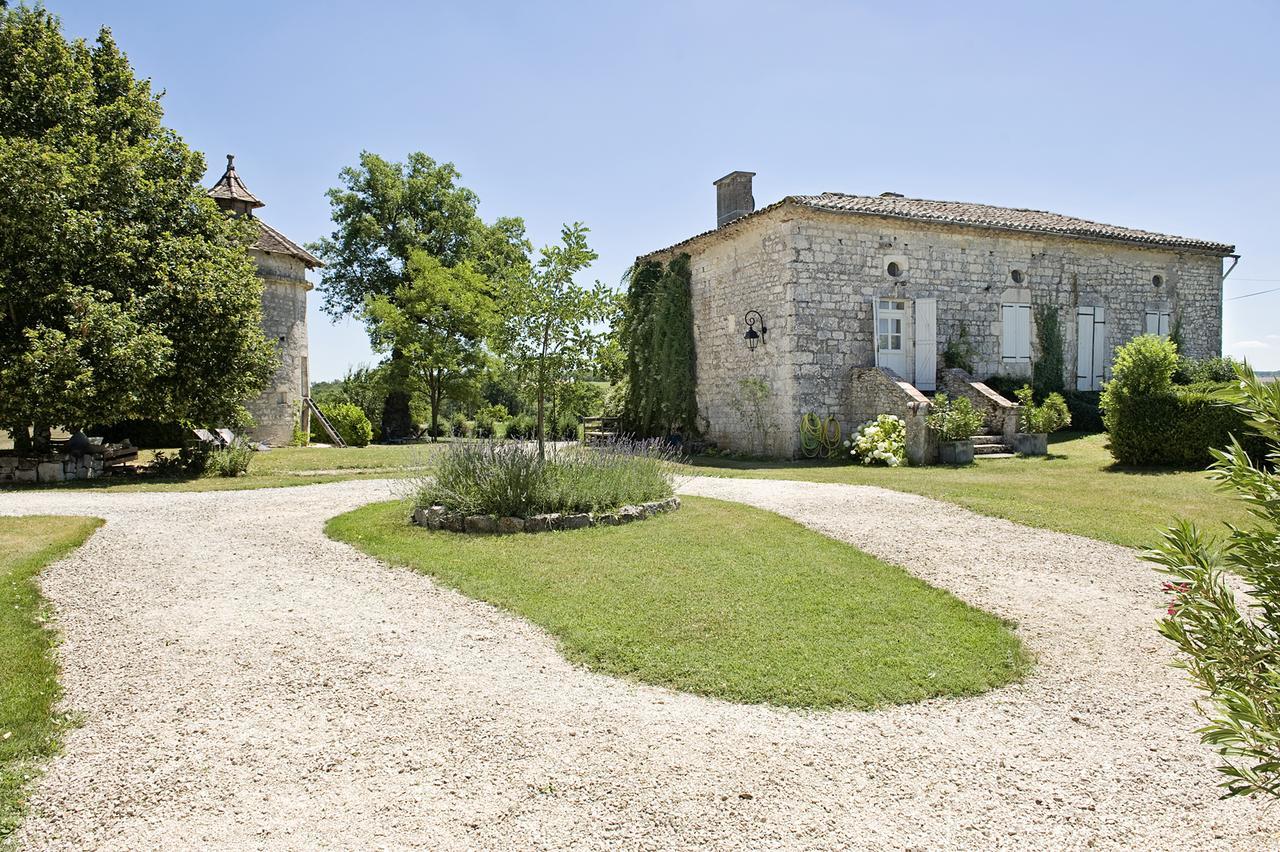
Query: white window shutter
1018,305,1032,359
1001,304,1015,359
915,298,937,390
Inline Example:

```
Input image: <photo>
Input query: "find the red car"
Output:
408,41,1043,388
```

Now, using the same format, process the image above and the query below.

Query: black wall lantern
743,310,767,351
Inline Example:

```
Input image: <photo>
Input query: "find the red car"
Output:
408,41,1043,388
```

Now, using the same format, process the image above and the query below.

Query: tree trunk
32,423,51,454
10,424,32,454
537,325,550,459
428,368,442,442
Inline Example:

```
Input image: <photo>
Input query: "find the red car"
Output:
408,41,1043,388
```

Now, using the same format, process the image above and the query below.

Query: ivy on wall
620,254,699,438
1032,304,1066,396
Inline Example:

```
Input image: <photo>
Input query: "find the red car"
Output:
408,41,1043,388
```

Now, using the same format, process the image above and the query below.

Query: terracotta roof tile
254,219,323,268
639,193,1235,259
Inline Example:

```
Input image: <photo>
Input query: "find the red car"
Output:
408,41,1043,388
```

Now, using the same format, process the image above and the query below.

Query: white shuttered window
1145,311,1171,338
1001,303,1032,361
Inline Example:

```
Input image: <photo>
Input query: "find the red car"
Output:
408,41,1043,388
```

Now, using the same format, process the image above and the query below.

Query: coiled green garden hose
799,413,842,458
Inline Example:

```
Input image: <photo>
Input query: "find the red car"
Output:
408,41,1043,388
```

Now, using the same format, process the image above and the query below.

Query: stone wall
644,202,1225,458
843,367,934,464
243,251,311,446
0,452,105,483
791,208,1223,403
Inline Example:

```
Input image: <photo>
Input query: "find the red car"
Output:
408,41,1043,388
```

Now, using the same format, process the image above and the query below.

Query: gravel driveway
1,477,1275,850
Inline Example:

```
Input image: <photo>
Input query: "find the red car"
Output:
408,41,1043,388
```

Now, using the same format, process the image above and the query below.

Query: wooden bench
581,416,620,445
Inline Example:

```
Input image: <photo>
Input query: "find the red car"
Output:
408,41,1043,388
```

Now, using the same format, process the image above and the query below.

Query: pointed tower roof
208,154,264,210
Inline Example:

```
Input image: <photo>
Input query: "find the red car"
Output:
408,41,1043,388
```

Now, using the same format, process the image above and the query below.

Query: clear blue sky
57,0,1280,378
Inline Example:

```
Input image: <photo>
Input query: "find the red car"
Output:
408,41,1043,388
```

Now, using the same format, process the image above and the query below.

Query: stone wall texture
243,251,310,446
645,204,1225,458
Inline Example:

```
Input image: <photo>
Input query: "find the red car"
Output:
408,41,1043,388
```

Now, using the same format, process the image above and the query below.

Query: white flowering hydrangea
845,414,907,466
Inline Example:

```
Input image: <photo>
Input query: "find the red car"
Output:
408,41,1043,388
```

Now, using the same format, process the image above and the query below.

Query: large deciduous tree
0,6,275,451
308,151,528,439
494,223,614,458
364,253,495,440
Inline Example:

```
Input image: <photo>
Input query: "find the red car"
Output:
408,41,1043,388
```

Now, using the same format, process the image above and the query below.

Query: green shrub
1149,367,1280,797
505,412,536,440
1014,386,1071,434
554,413,581,442
205,440,255,477
1174,355,1245,386
926,394,984,442
1102,337,1265,467
450,411,469,438
415,440,676,517
151,439,254,477
311,402,373,447
474,403,508,439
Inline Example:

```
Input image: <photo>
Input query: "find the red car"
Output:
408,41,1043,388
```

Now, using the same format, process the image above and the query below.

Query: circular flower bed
411,496,681,535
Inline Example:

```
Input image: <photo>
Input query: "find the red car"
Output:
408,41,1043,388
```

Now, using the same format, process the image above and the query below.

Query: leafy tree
1151,366,1280,797
311,363,389,439
365,252,495,440
494,223,614,457
0,7,275,451
308,151,528,439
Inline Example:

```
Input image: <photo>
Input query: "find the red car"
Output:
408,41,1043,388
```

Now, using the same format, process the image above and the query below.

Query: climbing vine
1032,304,1065,396
619,254,698,438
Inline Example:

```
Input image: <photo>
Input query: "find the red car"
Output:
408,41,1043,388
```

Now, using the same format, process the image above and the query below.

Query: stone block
441,513,465,533
524,514,561,533
36,462,63,483
595,512,622,526
618,506,643,524
464,515,497,534
411,508,431,527
15,467,36,483
0,457,17,471
497,517,525,534
561,513,592,530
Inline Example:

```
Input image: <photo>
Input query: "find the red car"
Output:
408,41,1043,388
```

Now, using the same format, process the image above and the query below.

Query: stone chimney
714,171,756,227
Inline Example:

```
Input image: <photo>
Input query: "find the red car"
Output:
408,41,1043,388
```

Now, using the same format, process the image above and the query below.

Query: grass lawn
0,515,102,838
328,496,1029,709
679,432,1250,550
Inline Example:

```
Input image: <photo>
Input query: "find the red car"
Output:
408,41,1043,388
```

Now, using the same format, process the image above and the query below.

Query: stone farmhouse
637,171,1236,460
208,156,322,445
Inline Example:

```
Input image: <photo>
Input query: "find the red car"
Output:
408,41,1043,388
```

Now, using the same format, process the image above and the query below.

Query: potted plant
1013,386,1072,455
926,393,984,465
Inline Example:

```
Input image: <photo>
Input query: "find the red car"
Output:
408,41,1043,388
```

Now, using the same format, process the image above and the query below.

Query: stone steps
972,434,1015,456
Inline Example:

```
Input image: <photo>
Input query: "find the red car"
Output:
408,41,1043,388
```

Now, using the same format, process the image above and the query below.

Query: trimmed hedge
1103,386,1265,468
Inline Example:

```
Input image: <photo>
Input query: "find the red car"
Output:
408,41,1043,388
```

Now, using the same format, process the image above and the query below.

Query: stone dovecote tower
208,155,323,445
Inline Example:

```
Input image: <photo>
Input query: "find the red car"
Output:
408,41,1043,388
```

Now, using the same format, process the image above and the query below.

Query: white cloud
1232,340,1271,350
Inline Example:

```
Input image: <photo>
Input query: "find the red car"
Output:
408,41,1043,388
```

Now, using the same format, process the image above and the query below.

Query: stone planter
1015,432,1049,456
411,496,681,535
938,439,975,466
